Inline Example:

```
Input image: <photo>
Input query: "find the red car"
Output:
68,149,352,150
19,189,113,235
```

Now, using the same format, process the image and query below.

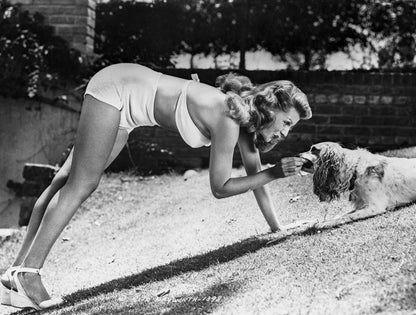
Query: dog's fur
300,142,416,221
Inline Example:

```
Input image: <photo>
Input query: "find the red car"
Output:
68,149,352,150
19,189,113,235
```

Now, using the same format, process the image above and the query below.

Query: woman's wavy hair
215,73,312,132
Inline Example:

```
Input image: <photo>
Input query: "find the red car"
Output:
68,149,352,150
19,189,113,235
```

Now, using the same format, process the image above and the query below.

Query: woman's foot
17,271,51,305
1,266,20,306
8,267,63,310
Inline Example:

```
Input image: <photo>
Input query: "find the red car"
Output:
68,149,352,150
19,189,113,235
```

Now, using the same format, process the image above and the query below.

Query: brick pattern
299,90,416,150
110,70,416,171
9,0,96,54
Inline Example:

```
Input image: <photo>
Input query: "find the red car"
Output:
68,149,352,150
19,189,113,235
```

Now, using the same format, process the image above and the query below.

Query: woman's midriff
153,74,213,139
153,74,186,132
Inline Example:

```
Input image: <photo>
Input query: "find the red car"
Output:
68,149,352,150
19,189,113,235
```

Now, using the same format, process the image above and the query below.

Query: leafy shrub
0,1,84,98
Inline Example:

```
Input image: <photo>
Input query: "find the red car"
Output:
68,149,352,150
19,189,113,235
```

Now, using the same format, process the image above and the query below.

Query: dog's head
300,142,358,202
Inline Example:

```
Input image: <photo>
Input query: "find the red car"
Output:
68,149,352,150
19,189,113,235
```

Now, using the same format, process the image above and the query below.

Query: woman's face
254,107,300,152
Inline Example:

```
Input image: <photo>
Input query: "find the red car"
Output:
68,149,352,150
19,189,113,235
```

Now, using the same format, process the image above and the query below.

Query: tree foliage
8,0,406,73
1,0,414,99
364,0,416,69
181,0,258,69
0,0,83,98
94,0,259,69
94,0,184,69
250,0,372,70
98,0,404,70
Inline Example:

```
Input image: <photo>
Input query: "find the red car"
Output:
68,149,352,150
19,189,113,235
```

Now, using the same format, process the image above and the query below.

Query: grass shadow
11,205,413,314
92,280,243,315
159,281,242,315
10,233,276,314
67,238,263,301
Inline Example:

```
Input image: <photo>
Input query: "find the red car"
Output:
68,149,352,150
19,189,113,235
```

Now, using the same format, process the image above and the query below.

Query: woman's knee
31,171,69,213
50,170,69,189
66,177,101,199
83,179,100,195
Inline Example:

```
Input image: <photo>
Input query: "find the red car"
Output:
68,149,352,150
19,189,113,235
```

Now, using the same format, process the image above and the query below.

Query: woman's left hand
273,220,316,233
282,220,315,230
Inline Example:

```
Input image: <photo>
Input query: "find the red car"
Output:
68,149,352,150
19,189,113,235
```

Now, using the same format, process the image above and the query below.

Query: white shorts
84,63,163,133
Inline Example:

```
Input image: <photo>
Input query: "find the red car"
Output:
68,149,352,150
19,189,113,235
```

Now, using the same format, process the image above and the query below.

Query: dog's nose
299,152,316,174
299,152,316,163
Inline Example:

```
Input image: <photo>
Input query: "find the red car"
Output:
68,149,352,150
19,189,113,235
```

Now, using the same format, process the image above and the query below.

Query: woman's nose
281,128,289,138
265,134,274,142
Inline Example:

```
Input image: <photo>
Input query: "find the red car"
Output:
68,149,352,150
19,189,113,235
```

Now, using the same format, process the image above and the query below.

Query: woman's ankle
20,260,43,270
11,261,22,268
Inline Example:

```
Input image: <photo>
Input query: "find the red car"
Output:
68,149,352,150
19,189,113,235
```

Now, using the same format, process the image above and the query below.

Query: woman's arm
237,130,283,231
208,116,304,231
209,118,282,200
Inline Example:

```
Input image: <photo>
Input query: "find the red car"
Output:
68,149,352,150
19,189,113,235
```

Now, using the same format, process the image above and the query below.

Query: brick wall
110,70,416,172
10,0,96,54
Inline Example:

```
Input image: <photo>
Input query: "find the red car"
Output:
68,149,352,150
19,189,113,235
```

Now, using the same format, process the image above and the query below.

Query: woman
1,63,312,310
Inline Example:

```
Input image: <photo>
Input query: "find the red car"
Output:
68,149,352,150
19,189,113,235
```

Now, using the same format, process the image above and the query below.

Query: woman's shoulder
188,82,239,134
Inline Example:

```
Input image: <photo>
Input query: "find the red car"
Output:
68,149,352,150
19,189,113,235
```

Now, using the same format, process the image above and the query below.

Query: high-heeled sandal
0,266,20,306
9,267,63,310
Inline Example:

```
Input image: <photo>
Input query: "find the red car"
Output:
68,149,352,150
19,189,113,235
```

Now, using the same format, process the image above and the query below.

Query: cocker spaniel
299,142,416,224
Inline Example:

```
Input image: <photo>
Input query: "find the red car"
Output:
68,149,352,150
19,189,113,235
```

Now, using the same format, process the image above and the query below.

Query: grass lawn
1,147,416,315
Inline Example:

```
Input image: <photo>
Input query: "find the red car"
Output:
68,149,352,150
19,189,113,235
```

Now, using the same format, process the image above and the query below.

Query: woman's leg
1,152,73,290
11,125,128,269
16,95,128,304
10,150,74,268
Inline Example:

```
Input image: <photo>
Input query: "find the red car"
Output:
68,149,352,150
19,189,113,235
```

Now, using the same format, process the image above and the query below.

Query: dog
299,142,416,224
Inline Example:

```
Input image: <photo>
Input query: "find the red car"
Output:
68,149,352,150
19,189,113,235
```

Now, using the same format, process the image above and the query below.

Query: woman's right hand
272,157,304,178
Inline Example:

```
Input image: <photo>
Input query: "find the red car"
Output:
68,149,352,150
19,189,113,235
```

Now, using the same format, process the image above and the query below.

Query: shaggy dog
299,142,416,223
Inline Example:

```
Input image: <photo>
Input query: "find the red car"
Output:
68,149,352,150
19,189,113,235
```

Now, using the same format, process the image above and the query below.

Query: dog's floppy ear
365,161,385,180
313,145,356,202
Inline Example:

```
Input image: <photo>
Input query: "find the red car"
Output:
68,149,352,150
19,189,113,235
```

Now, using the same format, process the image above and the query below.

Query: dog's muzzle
299,152,317,174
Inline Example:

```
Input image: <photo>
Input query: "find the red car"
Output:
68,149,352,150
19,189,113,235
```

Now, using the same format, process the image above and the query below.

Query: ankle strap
6,265,20,277
17,267,43,276
9,265,20,271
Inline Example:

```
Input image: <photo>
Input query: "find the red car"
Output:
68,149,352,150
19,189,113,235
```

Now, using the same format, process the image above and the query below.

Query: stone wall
0,96,80,227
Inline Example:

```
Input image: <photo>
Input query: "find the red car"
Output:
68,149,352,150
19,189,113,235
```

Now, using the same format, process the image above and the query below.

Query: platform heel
0,266,19,306
9,267,63,310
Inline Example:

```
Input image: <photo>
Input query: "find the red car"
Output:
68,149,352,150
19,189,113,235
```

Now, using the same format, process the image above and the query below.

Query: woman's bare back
154,73,228,139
